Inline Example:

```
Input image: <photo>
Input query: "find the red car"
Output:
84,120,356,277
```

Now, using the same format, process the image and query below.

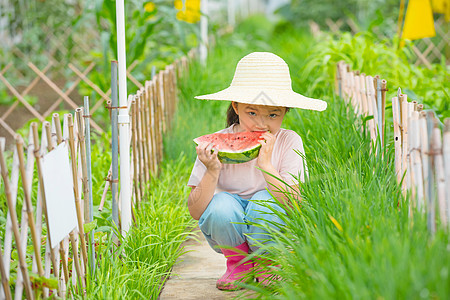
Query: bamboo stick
425,112,436,235
0,141,34,300
153,78,162,167
381,79,387,148
365,75,376,143
44,122,70,287
16,136,44,277
98,168,112,211
69,231,84,291
443,119,450,226
32,122,61,296
410,112,425,212
144,81,153,178
354,73,362,116
407,111,416,216
131,98,141,205
0,245,12,300
369,76,378,142
52,114,72,285
53,113,63,144
336,61,344,99
137,91,148,185
76,108,90,224
135,94,145,199
417,104,424,112
159,72,167,133
400,94,409,194
359,73,368,118
67,115,88,272
149,81,158,174
406,102,415,193
432,125,447,226
419,112,430,212
140,88,150,185
392,97,402,184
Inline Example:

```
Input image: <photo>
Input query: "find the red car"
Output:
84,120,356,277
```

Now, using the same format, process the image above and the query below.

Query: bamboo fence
98,48,196,215
0,46,196,297
0,110,92,299
336,61,450,234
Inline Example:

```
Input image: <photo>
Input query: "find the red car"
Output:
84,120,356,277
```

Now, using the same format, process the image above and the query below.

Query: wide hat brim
195,87,327,111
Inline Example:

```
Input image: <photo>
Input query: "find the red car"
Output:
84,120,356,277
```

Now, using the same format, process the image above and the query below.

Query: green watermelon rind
193,140,262,164
217,144,261,164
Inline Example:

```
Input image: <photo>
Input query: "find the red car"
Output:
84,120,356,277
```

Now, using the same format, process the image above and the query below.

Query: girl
187,52,326,290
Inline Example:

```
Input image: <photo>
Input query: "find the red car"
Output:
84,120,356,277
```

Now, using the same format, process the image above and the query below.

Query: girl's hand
257,132,276,170
196,142,222,172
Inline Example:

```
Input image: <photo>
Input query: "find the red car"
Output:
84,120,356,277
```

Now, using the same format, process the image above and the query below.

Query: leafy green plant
299,31,449,120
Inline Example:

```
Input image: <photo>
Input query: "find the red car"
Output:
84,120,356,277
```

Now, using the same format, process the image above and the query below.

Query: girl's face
232,102,287,134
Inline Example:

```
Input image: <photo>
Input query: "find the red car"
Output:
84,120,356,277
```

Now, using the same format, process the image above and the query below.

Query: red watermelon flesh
193,131,266,164
194,131,265,152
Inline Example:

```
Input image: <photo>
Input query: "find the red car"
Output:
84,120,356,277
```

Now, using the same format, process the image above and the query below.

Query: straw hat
195,52,327,111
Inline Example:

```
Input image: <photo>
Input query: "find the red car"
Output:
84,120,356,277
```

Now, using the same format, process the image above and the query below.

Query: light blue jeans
198,190,286,253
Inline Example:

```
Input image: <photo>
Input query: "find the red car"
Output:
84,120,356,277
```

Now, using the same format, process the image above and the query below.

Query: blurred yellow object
144,2,156,13
174,0,183,10
175,0,201,23
431,0,450,21
402,0,436,42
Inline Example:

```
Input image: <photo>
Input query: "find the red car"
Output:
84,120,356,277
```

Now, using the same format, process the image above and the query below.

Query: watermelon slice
194,131,266,164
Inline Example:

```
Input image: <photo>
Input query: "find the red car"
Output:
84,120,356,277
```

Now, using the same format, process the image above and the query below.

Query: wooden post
67,115,88,272
0,146,33,300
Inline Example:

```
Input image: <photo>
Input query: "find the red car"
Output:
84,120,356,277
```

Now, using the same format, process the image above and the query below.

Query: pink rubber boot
217,242,253,290
254,258,281,285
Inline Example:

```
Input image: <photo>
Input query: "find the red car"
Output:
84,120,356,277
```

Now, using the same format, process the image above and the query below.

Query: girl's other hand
257,131,276,170
196,142,222,172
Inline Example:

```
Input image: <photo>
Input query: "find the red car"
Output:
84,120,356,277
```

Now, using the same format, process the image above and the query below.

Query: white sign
42,142,78,248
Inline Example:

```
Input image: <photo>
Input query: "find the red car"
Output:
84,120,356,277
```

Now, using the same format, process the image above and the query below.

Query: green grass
78,155,195,299
163,15,450,299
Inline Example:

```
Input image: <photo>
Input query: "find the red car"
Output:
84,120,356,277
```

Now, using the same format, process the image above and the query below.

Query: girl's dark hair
226,102,291,127
226,103,240,127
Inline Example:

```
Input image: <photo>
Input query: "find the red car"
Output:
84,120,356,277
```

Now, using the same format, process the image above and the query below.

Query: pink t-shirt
187,124,307,199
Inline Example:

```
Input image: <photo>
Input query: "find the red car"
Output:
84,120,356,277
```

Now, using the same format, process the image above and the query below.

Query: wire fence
336,61,450,234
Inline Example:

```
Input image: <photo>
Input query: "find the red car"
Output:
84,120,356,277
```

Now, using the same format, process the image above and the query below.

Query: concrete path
159,228,254,299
